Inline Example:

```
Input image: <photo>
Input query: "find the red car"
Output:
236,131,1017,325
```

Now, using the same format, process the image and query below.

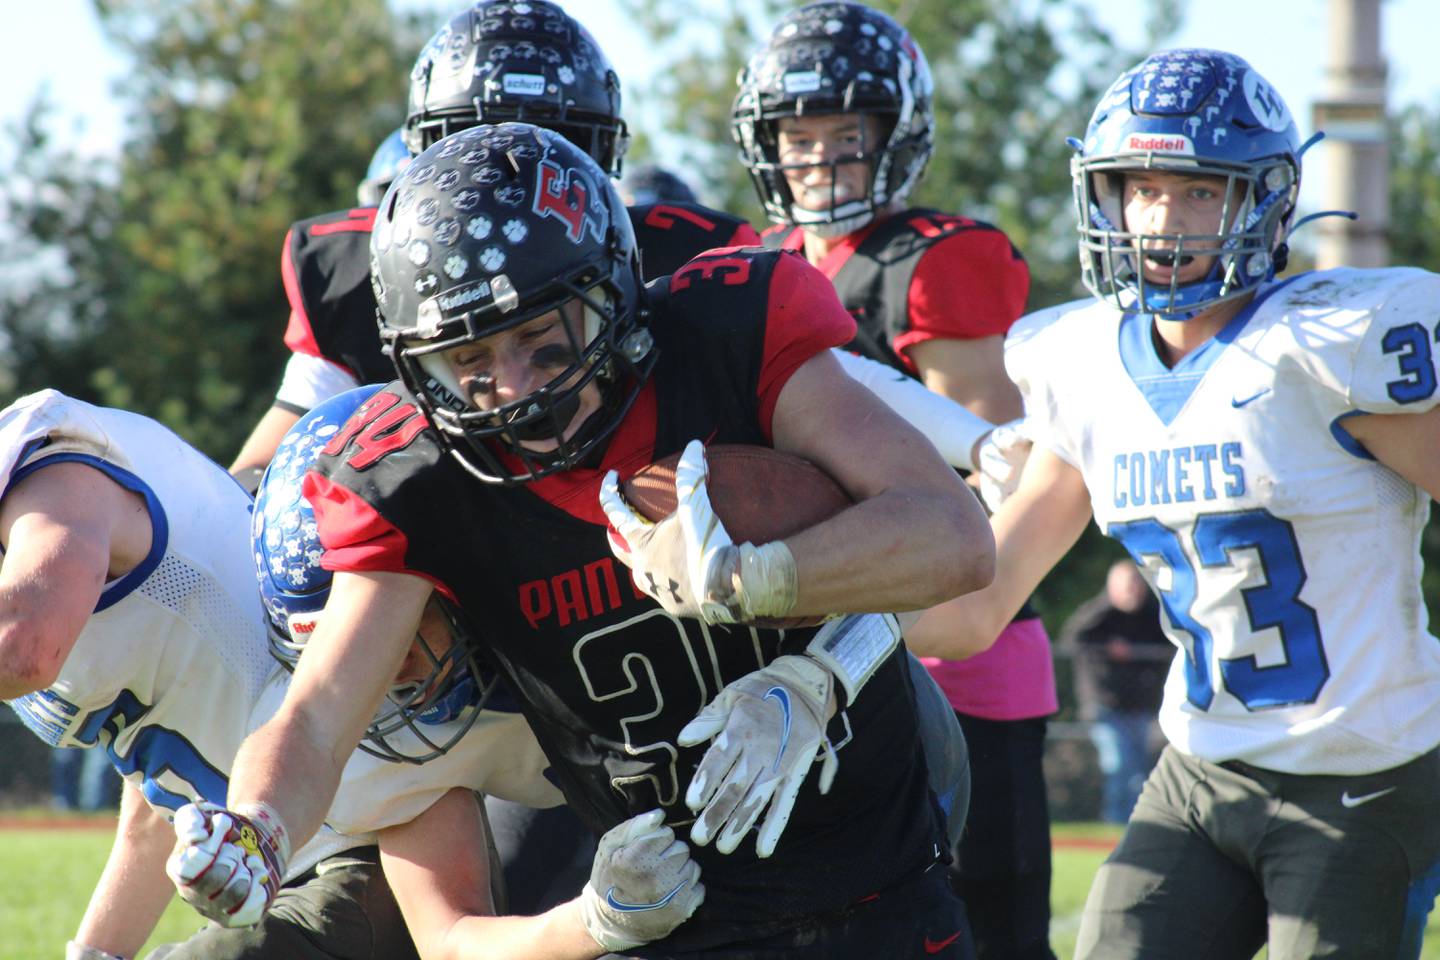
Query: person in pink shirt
733,4,1058,957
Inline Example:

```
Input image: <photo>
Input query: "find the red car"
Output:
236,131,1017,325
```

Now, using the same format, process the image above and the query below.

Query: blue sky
4,0,1437,206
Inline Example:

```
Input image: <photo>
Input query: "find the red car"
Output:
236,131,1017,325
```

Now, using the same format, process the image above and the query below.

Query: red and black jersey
279,202,759,390
304,249,944,949
281,207,394,385
627,201,762,281
763,209,1029,376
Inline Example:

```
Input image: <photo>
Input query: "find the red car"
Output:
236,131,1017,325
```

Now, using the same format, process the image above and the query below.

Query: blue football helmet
357,129,414,207
252,384,495,763
1072,49,1302,320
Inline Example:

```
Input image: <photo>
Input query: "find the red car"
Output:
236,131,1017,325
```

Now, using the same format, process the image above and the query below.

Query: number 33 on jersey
1007,266,1440,776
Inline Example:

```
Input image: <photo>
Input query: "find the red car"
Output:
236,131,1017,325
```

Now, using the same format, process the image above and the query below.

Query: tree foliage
1387,102,1440,627
0,0,428,458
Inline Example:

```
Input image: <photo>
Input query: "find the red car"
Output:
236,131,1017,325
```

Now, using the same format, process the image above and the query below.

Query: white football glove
166,801,290,928
578,809,706,952
677,654,839,858
65,942,123,960
600,438,797,624
974,419,1032,513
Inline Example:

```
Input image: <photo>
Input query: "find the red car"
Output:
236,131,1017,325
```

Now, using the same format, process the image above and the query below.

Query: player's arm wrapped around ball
165,801,291,927
600,438,797,625
677,612,901,858
579,809,706,951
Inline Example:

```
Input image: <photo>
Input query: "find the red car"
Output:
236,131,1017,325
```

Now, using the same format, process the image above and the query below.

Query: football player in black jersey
228,0,758,481
735,6,1057,957
173,123,994,959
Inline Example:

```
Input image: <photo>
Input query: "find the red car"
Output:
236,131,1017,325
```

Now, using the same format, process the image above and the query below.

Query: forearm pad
804,612,901,705
833,348,994,471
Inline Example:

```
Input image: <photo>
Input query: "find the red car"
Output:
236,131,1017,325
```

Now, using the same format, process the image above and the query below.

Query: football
622,444,851,544
622,445,851,629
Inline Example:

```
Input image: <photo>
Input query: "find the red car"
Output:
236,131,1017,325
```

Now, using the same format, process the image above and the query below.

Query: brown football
622,444,852,629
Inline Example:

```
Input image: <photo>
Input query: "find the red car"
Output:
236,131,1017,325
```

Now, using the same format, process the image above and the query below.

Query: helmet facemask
1075,154,1296,321
359,597,496,765
395,265,653,484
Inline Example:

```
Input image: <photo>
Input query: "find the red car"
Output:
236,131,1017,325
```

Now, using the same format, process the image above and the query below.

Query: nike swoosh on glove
579,809,705,951
677,654,839,858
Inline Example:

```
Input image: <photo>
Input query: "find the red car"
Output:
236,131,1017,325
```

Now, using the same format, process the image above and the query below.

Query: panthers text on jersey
304,248,947,952
277,202,760,413
1007,267,1440,775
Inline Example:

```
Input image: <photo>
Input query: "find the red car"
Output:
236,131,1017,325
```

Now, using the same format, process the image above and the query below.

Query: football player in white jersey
906,49,1440,960
0,388,702,960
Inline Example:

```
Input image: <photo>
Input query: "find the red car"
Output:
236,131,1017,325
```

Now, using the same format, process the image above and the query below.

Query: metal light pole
1310,0,1389,268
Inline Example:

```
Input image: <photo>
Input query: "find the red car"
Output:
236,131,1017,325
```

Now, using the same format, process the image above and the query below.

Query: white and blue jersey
0,391,563,875
1,390,274,809
1009,268,1440,775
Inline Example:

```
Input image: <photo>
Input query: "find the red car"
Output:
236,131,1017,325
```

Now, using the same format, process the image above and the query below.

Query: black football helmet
733,2,935,236
405,1,628,174
370,122,653,484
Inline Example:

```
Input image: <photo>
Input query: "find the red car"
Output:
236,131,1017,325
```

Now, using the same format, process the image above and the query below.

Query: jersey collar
1118,274,1307,426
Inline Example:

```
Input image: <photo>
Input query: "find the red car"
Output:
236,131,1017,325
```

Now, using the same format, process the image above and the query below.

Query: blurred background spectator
1060,560,1172,824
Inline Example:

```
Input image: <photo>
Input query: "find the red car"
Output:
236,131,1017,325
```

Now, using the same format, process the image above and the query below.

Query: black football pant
950,713,1058,960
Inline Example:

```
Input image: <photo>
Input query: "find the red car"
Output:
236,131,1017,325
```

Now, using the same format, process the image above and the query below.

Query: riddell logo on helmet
1122,133,1194,154
287,614,321,637
435,280,494,316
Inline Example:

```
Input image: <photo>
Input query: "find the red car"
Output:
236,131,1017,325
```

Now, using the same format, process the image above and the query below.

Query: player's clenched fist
166,801,291,927
579,809,705,951
601,439,798,625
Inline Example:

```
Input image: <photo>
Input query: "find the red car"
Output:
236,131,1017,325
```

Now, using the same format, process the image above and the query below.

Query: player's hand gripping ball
600,440,850,627
167,801,291,927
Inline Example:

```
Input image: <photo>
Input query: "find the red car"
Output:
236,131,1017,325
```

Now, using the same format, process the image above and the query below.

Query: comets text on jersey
1113,442,1246,509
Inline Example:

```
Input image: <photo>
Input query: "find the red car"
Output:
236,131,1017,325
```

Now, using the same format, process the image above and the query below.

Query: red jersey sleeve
756,252,858,440
892,228,1030,359
727,221,763,248
280,227,323,360
304,470,411,574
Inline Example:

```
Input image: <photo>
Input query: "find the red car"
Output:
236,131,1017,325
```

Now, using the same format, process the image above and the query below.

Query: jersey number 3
1109,509,1327,711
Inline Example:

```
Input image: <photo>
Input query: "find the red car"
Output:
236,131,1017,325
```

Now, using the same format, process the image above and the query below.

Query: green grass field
1,820,1435,959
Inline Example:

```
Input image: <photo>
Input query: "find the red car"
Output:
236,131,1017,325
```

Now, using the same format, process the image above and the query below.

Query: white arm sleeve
274,352,363,411
831,349,992,471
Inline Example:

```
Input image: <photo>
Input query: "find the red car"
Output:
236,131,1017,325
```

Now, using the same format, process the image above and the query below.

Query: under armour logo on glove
600,439,798,624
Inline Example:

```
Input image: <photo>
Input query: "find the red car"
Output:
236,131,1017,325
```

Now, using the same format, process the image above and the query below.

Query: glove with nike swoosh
578,809,705,952
677,654,840,859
